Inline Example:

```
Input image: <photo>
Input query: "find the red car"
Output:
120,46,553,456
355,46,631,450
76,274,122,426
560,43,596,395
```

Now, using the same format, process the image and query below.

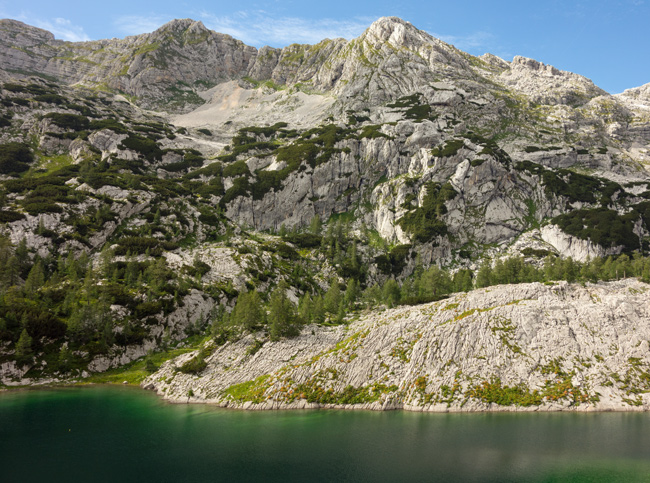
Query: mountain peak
0,18,55,44
369,16,412,29
363,16,420,45
154,18,207,35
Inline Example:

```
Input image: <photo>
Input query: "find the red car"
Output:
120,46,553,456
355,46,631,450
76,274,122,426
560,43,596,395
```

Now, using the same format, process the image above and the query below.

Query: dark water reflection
1,386,649,482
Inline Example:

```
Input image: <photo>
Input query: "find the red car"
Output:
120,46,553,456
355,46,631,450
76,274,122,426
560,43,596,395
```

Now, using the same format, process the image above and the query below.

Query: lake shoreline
3,382,648,414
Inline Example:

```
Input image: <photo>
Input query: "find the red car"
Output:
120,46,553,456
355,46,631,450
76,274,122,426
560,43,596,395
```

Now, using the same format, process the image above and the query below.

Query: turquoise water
1,386,650,482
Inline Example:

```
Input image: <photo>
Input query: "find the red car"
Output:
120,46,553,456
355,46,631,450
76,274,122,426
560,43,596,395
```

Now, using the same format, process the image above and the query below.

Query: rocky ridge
0,17,649,401
144,279,650,412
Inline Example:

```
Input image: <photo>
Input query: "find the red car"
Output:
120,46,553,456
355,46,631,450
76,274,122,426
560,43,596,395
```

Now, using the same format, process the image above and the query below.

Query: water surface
1,386,649,482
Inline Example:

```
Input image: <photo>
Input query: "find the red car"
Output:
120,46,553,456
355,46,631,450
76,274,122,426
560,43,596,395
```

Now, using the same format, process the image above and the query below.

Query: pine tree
323,279,342,315
298,293,314,324
145,257,168,293
344,278,359,307
231,290,264,331
362,284,382,307
268,285,300,341
334,301,347,324
382,278,401,308
420,265,452,296
309,215,322,235
4,255,20,287
15,328,33,362
99,245,113,279
311,295,326,324
14,238,30,279
475,262,492,288
24,259,45,295
453,269,473,292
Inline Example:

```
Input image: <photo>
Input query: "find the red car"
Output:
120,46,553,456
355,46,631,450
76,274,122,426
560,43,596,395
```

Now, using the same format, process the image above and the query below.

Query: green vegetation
223,375,271,403
431,140,464,157
387,94,434,121
553,208,640,251
178,345,212,374
515,160,624,205
359,125,390,140
0,142,33,174
2,75,650,394
291,381,398,405
467,378,542,406
44,113,90,131
119,135,163,161
268,283,302,341
397,182,457,243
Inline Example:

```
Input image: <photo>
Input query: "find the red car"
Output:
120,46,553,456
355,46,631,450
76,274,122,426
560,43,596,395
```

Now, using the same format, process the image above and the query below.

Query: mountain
144,279,650,412
0,17,649,411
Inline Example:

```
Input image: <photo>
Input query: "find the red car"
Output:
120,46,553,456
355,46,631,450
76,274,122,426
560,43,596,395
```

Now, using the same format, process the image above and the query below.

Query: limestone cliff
0,16,649,392
144,279,650,412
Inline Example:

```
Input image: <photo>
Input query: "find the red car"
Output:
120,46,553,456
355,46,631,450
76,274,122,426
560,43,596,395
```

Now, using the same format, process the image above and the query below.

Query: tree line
211,250,650,345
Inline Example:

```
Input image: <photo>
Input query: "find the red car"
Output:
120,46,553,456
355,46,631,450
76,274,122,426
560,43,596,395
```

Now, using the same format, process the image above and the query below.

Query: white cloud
113,14,175,36
111,11,371,46
432,31,496,52
198,11,372,46
31,17,90,42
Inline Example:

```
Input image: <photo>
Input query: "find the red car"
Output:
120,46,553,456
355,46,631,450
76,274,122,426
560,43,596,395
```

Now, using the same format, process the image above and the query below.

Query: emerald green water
2,387,650,482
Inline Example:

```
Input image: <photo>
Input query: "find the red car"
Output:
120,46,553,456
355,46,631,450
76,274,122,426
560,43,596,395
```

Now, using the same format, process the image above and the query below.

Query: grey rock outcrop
540,224,623,261
0,18,256,111
144,279,650,411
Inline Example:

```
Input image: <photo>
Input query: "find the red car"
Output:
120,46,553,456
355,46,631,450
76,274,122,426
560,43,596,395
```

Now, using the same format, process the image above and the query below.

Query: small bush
34,94,66,104
178,347,211,374
398,182,456,243
223,160,251,178
22,202,63,215
0,142,33,174
44,113,90,131
431,140,464,157
282,232,322,248
89,118,128,133
0,210,25,222
120,135,163,161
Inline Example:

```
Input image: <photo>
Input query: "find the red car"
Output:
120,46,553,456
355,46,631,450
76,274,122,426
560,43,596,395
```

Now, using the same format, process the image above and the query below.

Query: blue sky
1,0,648,94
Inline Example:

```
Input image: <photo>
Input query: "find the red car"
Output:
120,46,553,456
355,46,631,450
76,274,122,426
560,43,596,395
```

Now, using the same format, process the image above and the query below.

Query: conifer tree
14,238,30,278
344,278,359,307
231,290,264,331
24,259,45,295
268,285,300,341
475,262,492,288
382,278,401,307
311,295,326,324
309,215,322,235
323,279,342,315
452,269,473,293
298,293,314,324
15,328,33,362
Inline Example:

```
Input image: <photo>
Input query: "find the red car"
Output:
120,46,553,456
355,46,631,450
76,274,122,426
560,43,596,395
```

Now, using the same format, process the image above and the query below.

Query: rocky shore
144,279,650,412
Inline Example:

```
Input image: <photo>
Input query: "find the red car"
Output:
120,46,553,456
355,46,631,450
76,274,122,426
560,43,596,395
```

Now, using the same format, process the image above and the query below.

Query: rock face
144,279,650,412
0,18,256,111
0,16,649,394
540,225,623,261
0,16,648,265
499,56,607,106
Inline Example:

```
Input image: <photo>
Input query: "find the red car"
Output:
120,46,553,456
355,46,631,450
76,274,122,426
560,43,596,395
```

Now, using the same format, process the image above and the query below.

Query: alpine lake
2,385,650,482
